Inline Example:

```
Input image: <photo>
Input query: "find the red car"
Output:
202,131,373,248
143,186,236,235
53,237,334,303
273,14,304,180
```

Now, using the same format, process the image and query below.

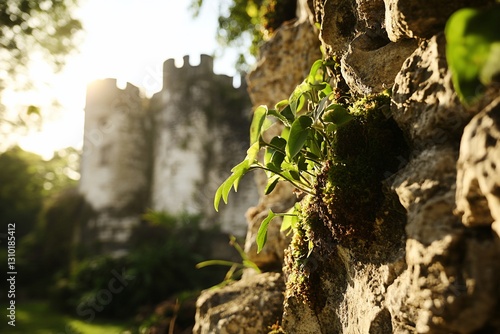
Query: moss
316,92,408,248
284,92,408,308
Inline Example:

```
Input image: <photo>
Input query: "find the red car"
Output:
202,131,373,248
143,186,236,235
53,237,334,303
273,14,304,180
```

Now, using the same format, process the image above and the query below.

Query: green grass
0,300,130,334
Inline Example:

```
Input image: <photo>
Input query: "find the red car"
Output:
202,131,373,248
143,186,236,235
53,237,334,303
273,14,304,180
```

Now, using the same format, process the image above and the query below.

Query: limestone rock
456,96,500,234
317,0,357,56
384,0,494,42
341,33,417,94
246,19,321,108
392,34,470,151
316,0,387,57
193,272,285,334
390,146,500,333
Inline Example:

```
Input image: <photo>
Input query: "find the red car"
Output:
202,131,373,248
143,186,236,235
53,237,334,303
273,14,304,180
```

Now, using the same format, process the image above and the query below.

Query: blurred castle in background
79,54,259,255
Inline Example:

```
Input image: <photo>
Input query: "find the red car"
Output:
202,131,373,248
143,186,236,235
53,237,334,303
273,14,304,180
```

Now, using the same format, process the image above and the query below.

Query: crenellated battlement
85,78,141,113
162,54,239,91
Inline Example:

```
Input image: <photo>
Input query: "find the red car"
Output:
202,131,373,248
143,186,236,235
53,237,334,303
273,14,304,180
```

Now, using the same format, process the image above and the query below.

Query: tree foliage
0,0,82,77
0,146,79,240
191,0,296,69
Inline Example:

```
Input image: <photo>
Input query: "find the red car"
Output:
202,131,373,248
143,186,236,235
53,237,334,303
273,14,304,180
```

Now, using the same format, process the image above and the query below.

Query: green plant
445,5,500,105
215,59,355,253
51,211,229,319
196,235,261,287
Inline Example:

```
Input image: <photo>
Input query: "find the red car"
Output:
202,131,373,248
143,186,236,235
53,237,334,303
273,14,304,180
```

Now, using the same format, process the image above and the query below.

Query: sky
10,0,242,159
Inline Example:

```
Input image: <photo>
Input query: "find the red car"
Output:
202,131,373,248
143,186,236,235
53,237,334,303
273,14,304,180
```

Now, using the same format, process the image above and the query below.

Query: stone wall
194,0,500,333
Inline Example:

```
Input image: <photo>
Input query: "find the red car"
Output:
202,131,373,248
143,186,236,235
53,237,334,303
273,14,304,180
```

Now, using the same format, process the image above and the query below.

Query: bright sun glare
10,0,239,160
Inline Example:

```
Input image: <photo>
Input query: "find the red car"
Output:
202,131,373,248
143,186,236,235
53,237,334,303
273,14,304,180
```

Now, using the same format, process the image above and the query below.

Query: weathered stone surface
390,146,500,333
392,34,471,151
384,0,494,42
193,272,285,334
246,19,321,107
456,96,500,233
341,33,417,94
317,0,357,56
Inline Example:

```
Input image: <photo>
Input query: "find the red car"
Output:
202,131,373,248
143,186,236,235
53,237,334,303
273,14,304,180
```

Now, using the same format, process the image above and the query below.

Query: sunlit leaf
222,173,240,204
257,209,276,253
287,115,313,159
214,159,251,211
480,42,500,85
281,127,290,141
264,175,280,195
246,142,260,164
445,5,500,104
323,104,353,126
214,182,224,211
268,108,290,125
307,59,324,84
242,260,261,273
281,205,300,231
275,99,289,110
250,105,267,144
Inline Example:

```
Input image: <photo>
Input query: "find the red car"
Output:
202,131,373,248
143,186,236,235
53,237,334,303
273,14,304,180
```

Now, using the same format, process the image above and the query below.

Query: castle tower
150,54,259,236
79,79,150,255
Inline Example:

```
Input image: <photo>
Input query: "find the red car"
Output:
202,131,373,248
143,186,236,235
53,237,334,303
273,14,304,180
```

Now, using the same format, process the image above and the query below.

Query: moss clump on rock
318,92,407,247
284,92,408,306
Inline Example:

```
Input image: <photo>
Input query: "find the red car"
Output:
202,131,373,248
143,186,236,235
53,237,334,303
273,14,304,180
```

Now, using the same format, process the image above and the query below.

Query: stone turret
80,79,150,255
151,54,257,236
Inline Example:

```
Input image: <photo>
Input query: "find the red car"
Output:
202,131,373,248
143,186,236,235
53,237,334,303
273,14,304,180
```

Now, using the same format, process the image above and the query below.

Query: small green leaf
246,142,260,164
281,206,299,231
280,105,295,124
306,132,323,158
287,115,313,159
222,173,240,203
265,161,281,174
275,99,289,110
307,59,324,84
323,104,353,126
231,160,250,191
281,126,290,141
214,183,224,211
264,175,280,195
314,94,332,121
445,5,500,104
257,210,276,253
289,170,301,181
250,105,267,145
480,42,500,85
242,260,261,273
268,108,290,125
280,216,292,232
214,159,251,211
